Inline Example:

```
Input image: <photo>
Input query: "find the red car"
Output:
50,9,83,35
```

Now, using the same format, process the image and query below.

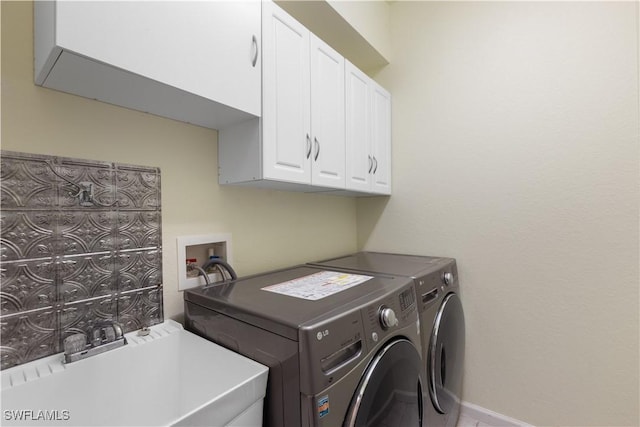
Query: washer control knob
443,272,455,286
379,307,398,329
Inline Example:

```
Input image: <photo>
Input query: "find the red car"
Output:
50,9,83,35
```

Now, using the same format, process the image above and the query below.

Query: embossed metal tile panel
0,151,163,370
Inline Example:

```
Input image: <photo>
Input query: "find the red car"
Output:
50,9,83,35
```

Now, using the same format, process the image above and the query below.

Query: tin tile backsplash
0,151,163,369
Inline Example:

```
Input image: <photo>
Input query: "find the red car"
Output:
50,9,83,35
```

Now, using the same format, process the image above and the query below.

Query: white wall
359,2,639,426
1,1,358,322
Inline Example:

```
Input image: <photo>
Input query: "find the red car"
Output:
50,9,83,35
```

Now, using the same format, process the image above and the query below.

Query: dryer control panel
416,259,458,311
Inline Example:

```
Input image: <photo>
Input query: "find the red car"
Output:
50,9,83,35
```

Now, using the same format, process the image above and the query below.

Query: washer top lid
310,252,455,278
184,265,411,340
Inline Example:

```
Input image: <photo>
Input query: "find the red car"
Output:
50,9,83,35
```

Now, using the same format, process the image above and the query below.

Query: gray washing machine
310,253,465,427
184,265,425,427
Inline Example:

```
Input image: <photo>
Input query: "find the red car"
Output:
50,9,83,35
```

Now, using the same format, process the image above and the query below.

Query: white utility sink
0,320,268,426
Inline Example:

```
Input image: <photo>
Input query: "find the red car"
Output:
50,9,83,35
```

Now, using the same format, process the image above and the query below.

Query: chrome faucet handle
64,333,88,355
89,321,124,346
103,326,116,343
90,327,103,347
112,322,124,340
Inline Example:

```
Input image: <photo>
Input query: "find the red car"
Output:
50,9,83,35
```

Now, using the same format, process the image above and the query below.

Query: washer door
343,339,423,427
429,292,465,414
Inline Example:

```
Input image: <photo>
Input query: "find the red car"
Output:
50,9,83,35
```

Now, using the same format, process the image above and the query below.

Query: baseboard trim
460,401,535,427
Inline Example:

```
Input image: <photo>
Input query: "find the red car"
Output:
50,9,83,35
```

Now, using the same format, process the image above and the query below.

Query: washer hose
200,258,238,281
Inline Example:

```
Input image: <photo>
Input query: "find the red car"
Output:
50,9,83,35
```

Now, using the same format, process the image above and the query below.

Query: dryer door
429,292,465,414
343,339,423,427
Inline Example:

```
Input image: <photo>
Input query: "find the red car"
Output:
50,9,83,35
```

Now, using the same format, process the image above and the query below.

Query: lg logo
316,329,329,340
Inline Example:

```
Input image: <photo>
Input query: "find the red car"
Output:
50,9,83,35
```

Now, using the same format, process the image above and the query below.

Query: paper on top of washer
261,271,373,300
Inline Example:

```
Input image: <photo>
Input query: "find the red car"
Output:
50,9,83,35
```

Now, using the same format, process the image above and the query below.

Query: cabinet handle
314,137,320,161
368,155,373,173
251,35,258,67
373,156,378,174
306,134,312,159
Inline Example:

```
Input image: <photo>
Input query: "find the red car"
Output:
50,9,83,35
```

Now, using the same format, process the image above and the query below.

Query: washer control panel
378,306,398,329
299,279,420,394
364,284,417,350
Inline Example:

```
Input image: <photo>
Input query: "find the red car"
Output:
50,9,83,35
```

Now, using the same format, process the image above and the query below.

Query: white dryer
310,252,465,427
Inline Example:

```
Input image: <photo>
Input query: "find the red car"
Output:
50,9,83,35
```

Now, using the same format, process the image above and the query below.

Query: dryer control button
443,272,455,286
371,332,379,342
379,307,398,329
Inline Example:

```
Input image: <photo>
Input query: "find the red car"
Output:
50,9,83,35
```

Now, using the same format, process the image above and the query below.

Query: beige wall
1,1,358,322
328,0,391,62
3,1,639,425
359,1,639,426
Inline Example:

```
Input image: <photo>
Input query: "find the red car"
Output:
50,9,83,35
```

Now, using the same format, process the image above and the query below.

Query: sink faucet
63,321,127,363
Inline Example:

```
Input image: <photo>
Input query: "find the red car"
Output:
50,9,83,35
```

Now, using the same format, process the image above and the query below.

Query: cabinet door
54,1,261,116
345,61,372,192
370,82,392,195
262,1,312,184
310,35,346,189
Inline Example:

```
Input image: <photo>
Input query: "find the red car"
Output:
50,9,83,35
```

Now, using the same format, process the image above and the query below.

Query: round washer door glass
429,292,465,414
344,339,423,427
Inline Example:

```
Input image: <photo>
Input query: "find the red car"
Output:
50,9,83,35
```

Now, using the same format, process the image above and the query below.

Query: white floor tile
458,414,508,427
457,413,480,427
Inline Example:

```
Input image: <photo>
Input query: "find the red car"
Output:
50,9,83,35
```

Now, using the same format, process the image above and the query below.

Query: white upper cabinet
310,34,346,189
262,1,312,184
345,60,391,195
35,1,390,196
220,1,346,191
370,81,392,194
262,2,345,188
345,63,372,193
34,1,261,129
